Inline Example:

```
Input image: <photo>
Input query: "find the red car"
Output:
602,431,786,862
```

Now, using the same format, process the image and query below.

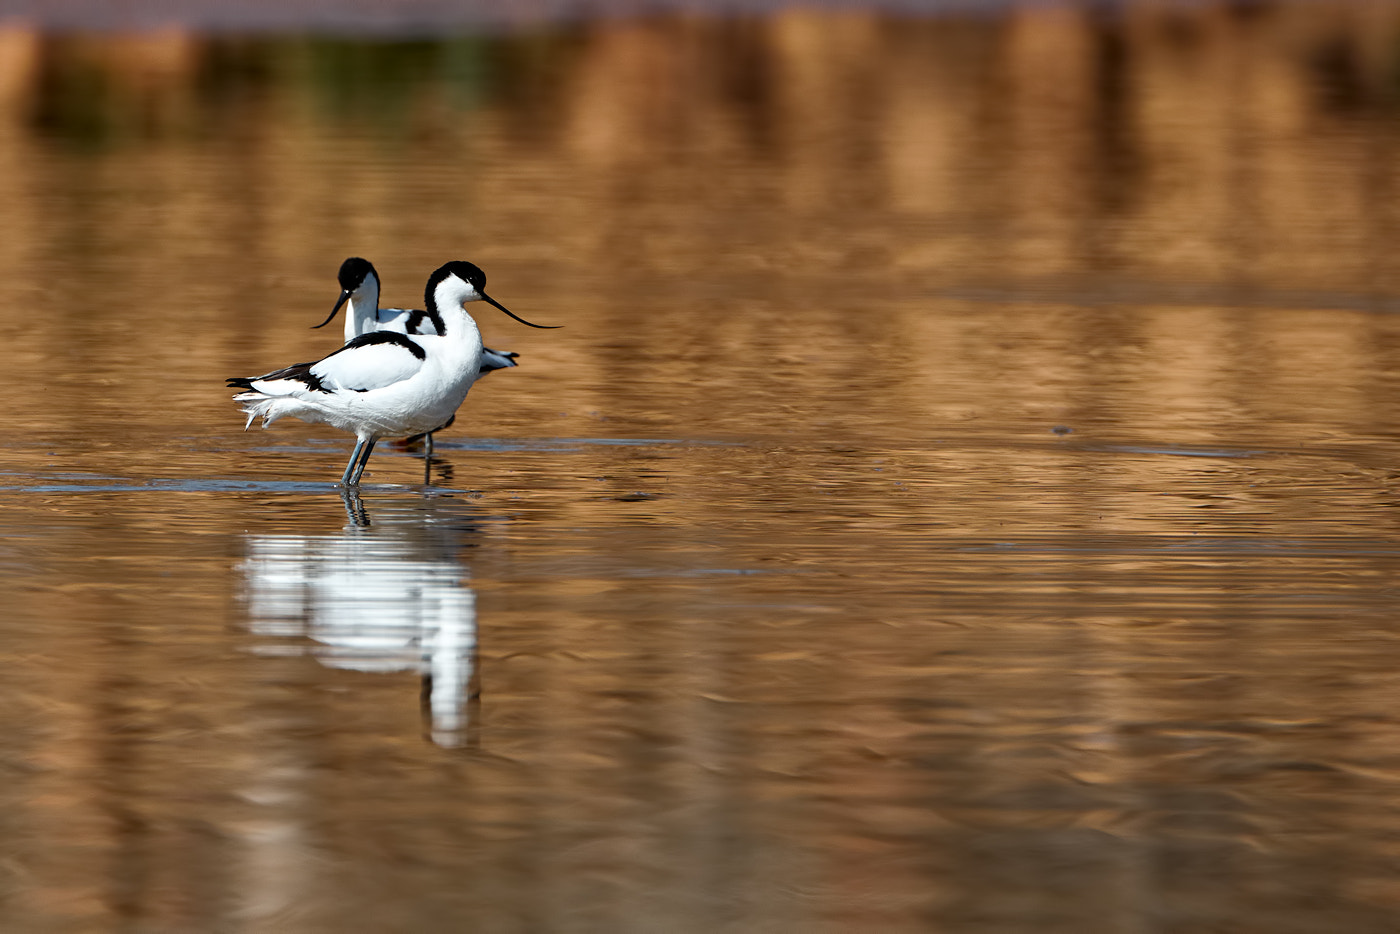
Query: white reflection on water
237,495,478,747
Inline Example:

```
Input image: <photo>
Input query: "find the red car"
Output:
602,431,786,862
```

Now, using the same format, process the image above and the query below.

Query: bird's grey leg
424,432,434,458
343,437,378,487
349,438,377,486
341,439,367,486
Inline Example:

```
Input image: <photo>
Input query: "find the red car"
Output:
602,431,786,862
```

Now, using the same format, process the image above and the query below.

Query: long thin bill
313,290,352,329
483,293,561,329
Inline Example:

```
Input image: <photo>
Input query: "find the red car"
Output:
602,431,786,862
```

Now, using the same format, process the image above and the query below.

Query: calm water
6,3,1400,931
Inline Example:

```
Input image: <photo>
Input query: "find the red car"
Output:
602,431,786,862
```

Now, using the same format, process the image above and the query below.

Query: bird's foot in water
392,432,430,452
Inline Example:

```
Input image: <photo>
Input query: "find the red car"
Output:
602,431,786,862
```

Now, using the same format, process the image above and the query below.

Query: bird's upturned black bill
312,290,352,329
484,293,560,329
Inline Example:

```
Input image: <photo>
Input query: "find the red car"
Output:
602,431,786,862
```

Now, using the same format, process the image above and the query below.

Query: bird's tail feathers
234,391,287,431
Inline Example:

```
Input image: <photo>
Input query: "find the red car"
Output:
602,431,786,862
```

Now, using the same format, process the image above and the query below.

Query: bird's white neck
345,272,382,342
427,278,484,365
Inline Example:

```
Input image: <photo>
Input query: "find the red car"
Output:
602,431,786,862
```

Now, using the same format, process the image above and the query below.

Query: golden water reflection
1,2,1400,931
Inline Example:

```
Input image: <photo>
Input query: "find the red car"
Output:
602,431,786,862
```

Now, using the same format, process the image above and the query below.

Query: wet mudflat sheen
7,2,1400,930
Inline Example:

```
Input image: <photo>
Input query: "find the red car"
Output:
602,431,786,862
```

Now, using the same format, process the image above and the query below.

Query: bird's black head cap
338,257,377,292
424,261,484,308
312,257,380,329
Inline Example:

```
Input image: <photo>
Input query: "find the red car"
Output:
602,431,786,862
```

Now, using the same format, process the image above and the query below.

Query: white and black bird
229,261,557,487
317,257,521,452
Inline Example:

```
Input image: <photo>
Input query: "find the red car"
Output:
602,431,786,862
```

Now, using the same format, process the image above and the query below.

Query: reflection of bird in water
229,260,558,486
314,257,522,457
238,496,480,747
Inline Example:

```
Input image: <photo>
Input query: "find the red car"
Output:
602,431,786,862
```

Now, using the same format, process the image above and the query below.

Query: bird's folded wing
377,306,441,337
372,306,413,335
312,331,426,392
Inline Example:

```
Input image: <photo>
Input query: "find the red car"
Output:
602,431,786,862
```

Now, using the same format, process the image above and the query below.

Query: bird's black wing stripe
228,361,324,392
403,308,443,337
332,330,427,360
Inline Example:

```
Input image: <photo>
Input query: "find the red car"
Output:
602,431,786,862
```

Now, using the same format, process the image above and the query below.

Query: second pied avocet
229,261,558,487
316,257,520,453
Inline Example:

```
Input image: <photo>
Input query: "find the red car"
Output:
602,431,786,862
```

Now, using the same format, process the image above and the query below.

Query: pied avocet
317,256,521,453
229,261,557,486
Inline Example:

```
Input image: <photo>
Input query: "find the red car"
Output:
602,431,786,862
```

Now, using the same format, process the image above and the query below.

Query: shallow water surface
5,3,1400,931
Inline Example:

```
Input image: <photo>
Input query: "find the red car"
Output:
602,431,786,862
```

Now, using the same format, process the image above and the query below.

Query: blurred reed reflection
0,2,1399,457
239,494,479,748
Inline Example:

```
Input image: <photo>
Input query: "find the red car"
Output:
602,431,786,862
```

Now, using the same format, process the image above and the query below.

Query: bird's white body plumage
237,275,485,439
239,335,482,440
